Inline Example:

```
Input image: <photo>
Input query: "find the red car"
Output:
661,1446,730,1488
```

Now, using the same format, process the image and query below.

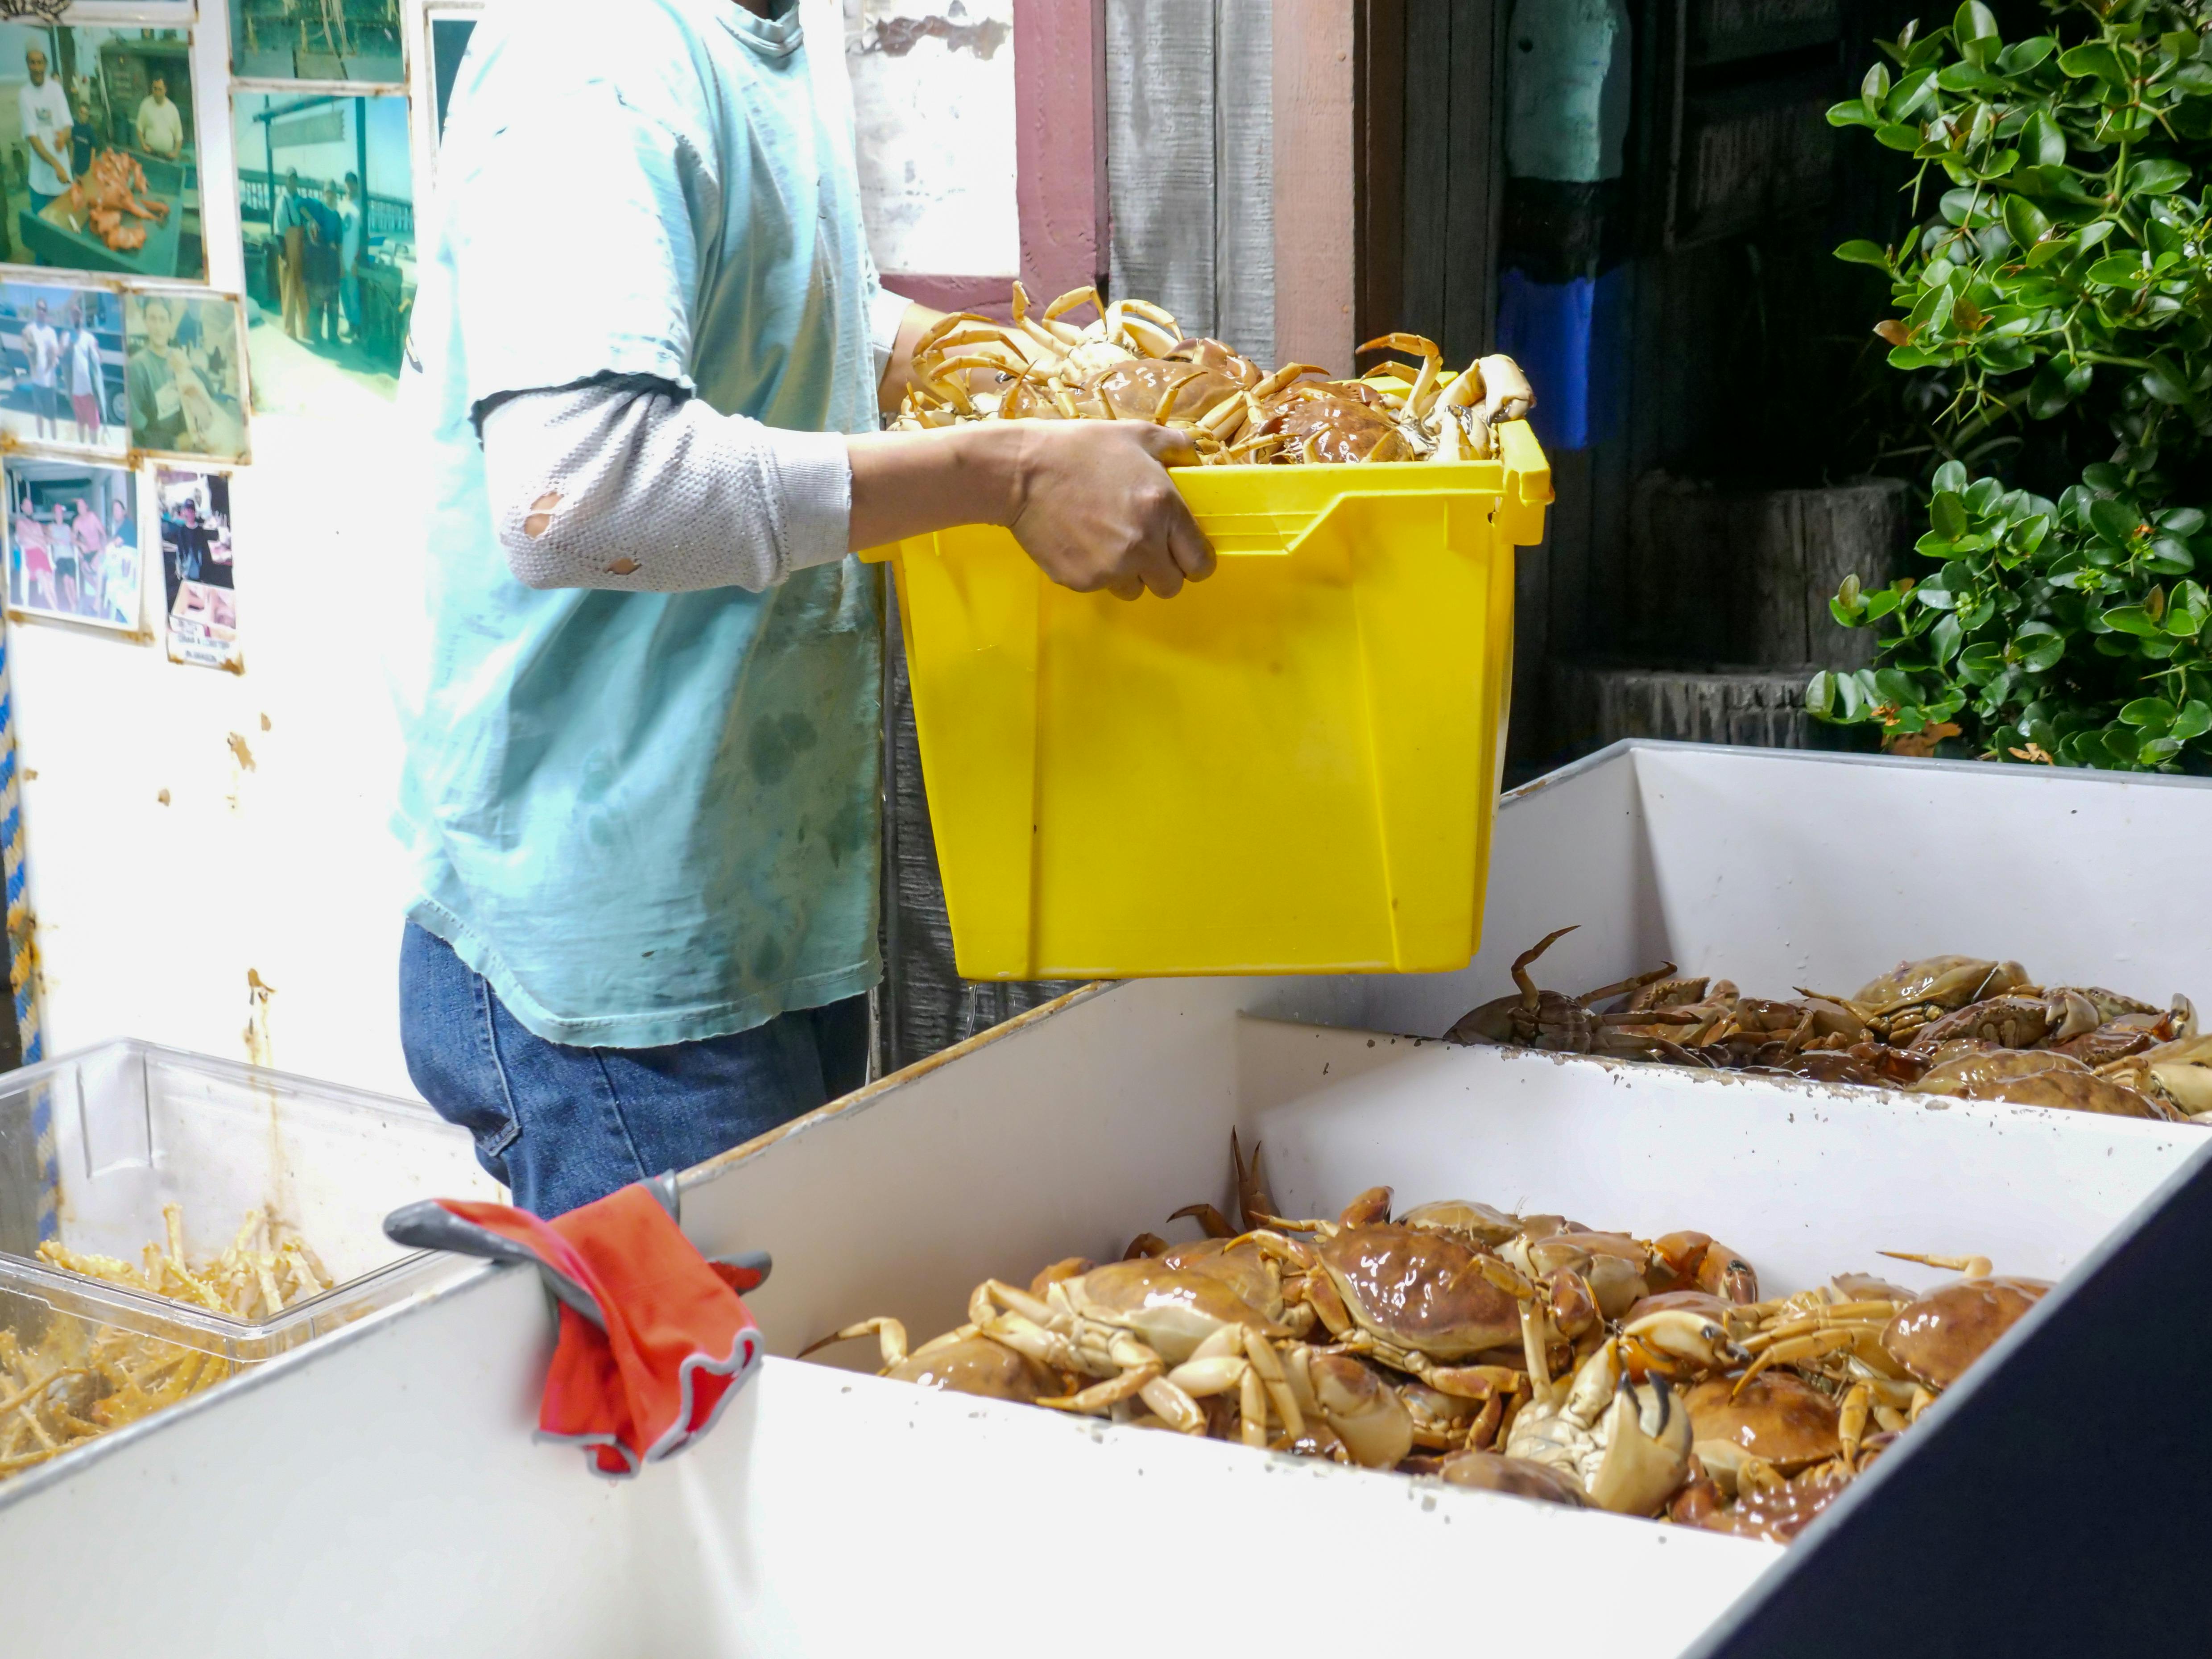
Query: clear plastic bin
0,1041,498,1476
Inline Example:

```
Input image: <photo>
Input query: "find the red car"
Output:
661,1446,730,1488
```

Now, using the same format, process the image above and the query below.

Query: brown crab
1909,1048,2176,1119
1446,927,1703,1060
799,1319,1060,1405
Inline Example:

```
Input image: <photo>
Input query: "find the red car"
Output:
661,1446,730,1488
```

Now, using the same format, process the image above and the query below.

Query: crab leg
1511,925,1580,1007
1879,1250,1994,1280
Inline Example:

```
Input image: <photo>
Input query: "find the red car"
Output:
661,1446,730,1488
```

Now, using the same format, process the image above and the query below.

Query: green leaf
2127,158,2192,195
1865,587,1905,623
2027,360,2091,419
2000,195,2051,248
2140,736,2183,767
1827,98,1876,128
2088,254,2150,286
1930,612,1964,665
2058,41,2127,83
1806,670,1836,719
2121,696,2176,729
2016,624,2066,671
2157,508,2207,537
2088,497,2140,547
1958,641,2005,683
1931,491,1968,541
1931,460,1969,495
1953,1,1997,40
1861,61,1892,106
2171,701,2212,742
1887,69,1939,121
1875,122,1927,152
1997,37,2055,75
2141,359,2194,405
1834,239,1890,269
2146,538,2196,575
2101,605,2165,637
2020,110,2067,167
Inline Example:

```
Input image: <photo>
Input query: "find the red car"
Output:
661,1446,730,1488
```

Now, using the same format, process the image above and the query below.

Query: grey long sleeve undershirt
480,380,855,593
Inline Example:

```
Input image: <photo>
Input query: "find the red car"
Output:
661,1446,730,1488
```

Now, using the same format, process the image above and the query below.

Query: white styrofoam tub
1,743,2205,1654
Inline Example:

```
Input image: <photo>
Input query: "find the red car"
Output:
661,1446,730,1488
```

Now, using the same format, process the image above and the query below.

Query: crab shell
1058,1259,1290,1366
1852,956,2029,1010
1396,1198,1525,1249
1683,1373,1842,1477
887,1335,1057,1403
1154,1233,1309,1332
1311,1224,1523,1359
1505,1360,1695,1515
1910,1048,2172,1119
1254,382,1407,463
1426,1450,1591,1507
1881,1275,2051,1388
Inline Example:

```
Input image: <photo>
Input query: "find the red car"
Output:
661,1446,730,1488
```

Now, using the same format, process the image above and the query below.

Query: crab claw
1586,1375,1694,1515
1621,1307,1747,1377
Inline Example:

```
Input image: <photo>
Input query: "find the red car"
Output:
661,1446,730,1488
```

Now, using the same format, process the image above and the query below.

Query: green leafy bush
1807,0,2212,770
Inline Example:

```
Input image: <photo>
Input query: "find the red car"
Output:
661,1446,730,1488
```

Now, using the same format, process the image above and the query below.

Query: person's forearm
846,424,1020,553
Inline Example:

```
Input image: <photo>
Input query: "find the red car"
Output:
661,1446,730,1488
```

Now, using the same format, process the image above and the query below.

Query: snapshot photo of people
0,280,125,451
235,91,413,410
233,0,402,84
123,290,249,460
157,465,236,670
0,23,203,281
5,457,138,630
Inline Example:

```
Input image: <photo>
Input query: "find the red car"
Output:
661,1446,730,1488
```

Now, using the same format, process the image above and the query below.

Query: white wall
4,0,1005,1100
8,3,416,1095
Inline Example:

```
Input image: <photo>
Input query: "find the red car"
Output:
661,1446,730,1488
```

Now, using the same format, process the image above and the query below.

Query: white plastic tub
1,744,2204,1653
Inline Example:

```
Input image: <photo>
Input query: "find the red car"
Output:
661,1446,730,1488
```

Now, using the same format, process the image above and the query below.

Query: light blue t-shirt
394,0,884,1048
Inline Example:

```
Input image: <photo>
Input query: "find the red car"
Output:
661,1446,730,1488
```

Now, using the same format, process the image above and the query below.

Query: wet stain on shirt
747,712,819,785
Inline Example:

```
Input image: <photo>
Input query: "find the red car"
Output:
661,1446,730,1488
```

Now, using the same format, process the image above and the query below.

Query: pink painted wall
1272,0,1358,376
1013,0,1108,302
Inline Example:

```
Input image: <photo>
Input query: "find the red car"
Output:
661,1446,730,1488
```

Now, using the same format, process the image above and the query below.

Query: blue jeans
398,923,868,1217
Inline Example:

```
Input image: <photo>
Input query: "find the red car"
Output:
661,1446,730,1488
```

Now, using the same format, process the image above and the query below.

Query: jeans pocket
399,924,522,1179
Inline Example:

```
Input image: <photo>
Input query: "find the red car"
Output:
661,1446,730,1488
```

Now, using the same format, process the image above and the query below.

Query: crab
1502,1315,1696,1516
1908,1047,2177,1119
1413,1448,1592,1506
1300,1220,1534,1397
2100,1031,2212,1117
1445,926,1704,1060
971,1258,1298,1444
887,284,1534,469
1682,1372,1843,1494
800,1318,1059,1404
1274,1345,1417,1469
1839,956,2032,1043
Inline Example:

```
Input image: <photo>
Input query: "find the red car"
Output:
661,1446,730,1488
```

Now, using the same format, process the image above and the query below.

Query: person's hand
1005,420,1216,601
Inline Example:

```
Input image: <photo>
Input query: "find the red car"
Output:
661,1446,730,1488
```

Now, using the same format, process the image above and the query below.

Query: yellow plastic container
863,420,1553,979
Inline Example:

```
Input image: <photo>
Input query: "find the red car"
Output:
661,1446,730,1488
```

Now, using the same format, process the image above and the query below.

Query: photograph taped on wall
157,464,235,670
0,277,123,451
123,289,249,459
234,90,412,410
233,0,403,84
0,22,204,281
5,455,137,631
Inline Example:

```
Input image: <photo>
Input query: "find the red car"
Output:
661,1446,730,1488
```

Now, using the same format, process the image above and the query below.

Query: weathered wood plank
1548,659,1819,758
1105,0,1219,330
1215,0,1275,361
